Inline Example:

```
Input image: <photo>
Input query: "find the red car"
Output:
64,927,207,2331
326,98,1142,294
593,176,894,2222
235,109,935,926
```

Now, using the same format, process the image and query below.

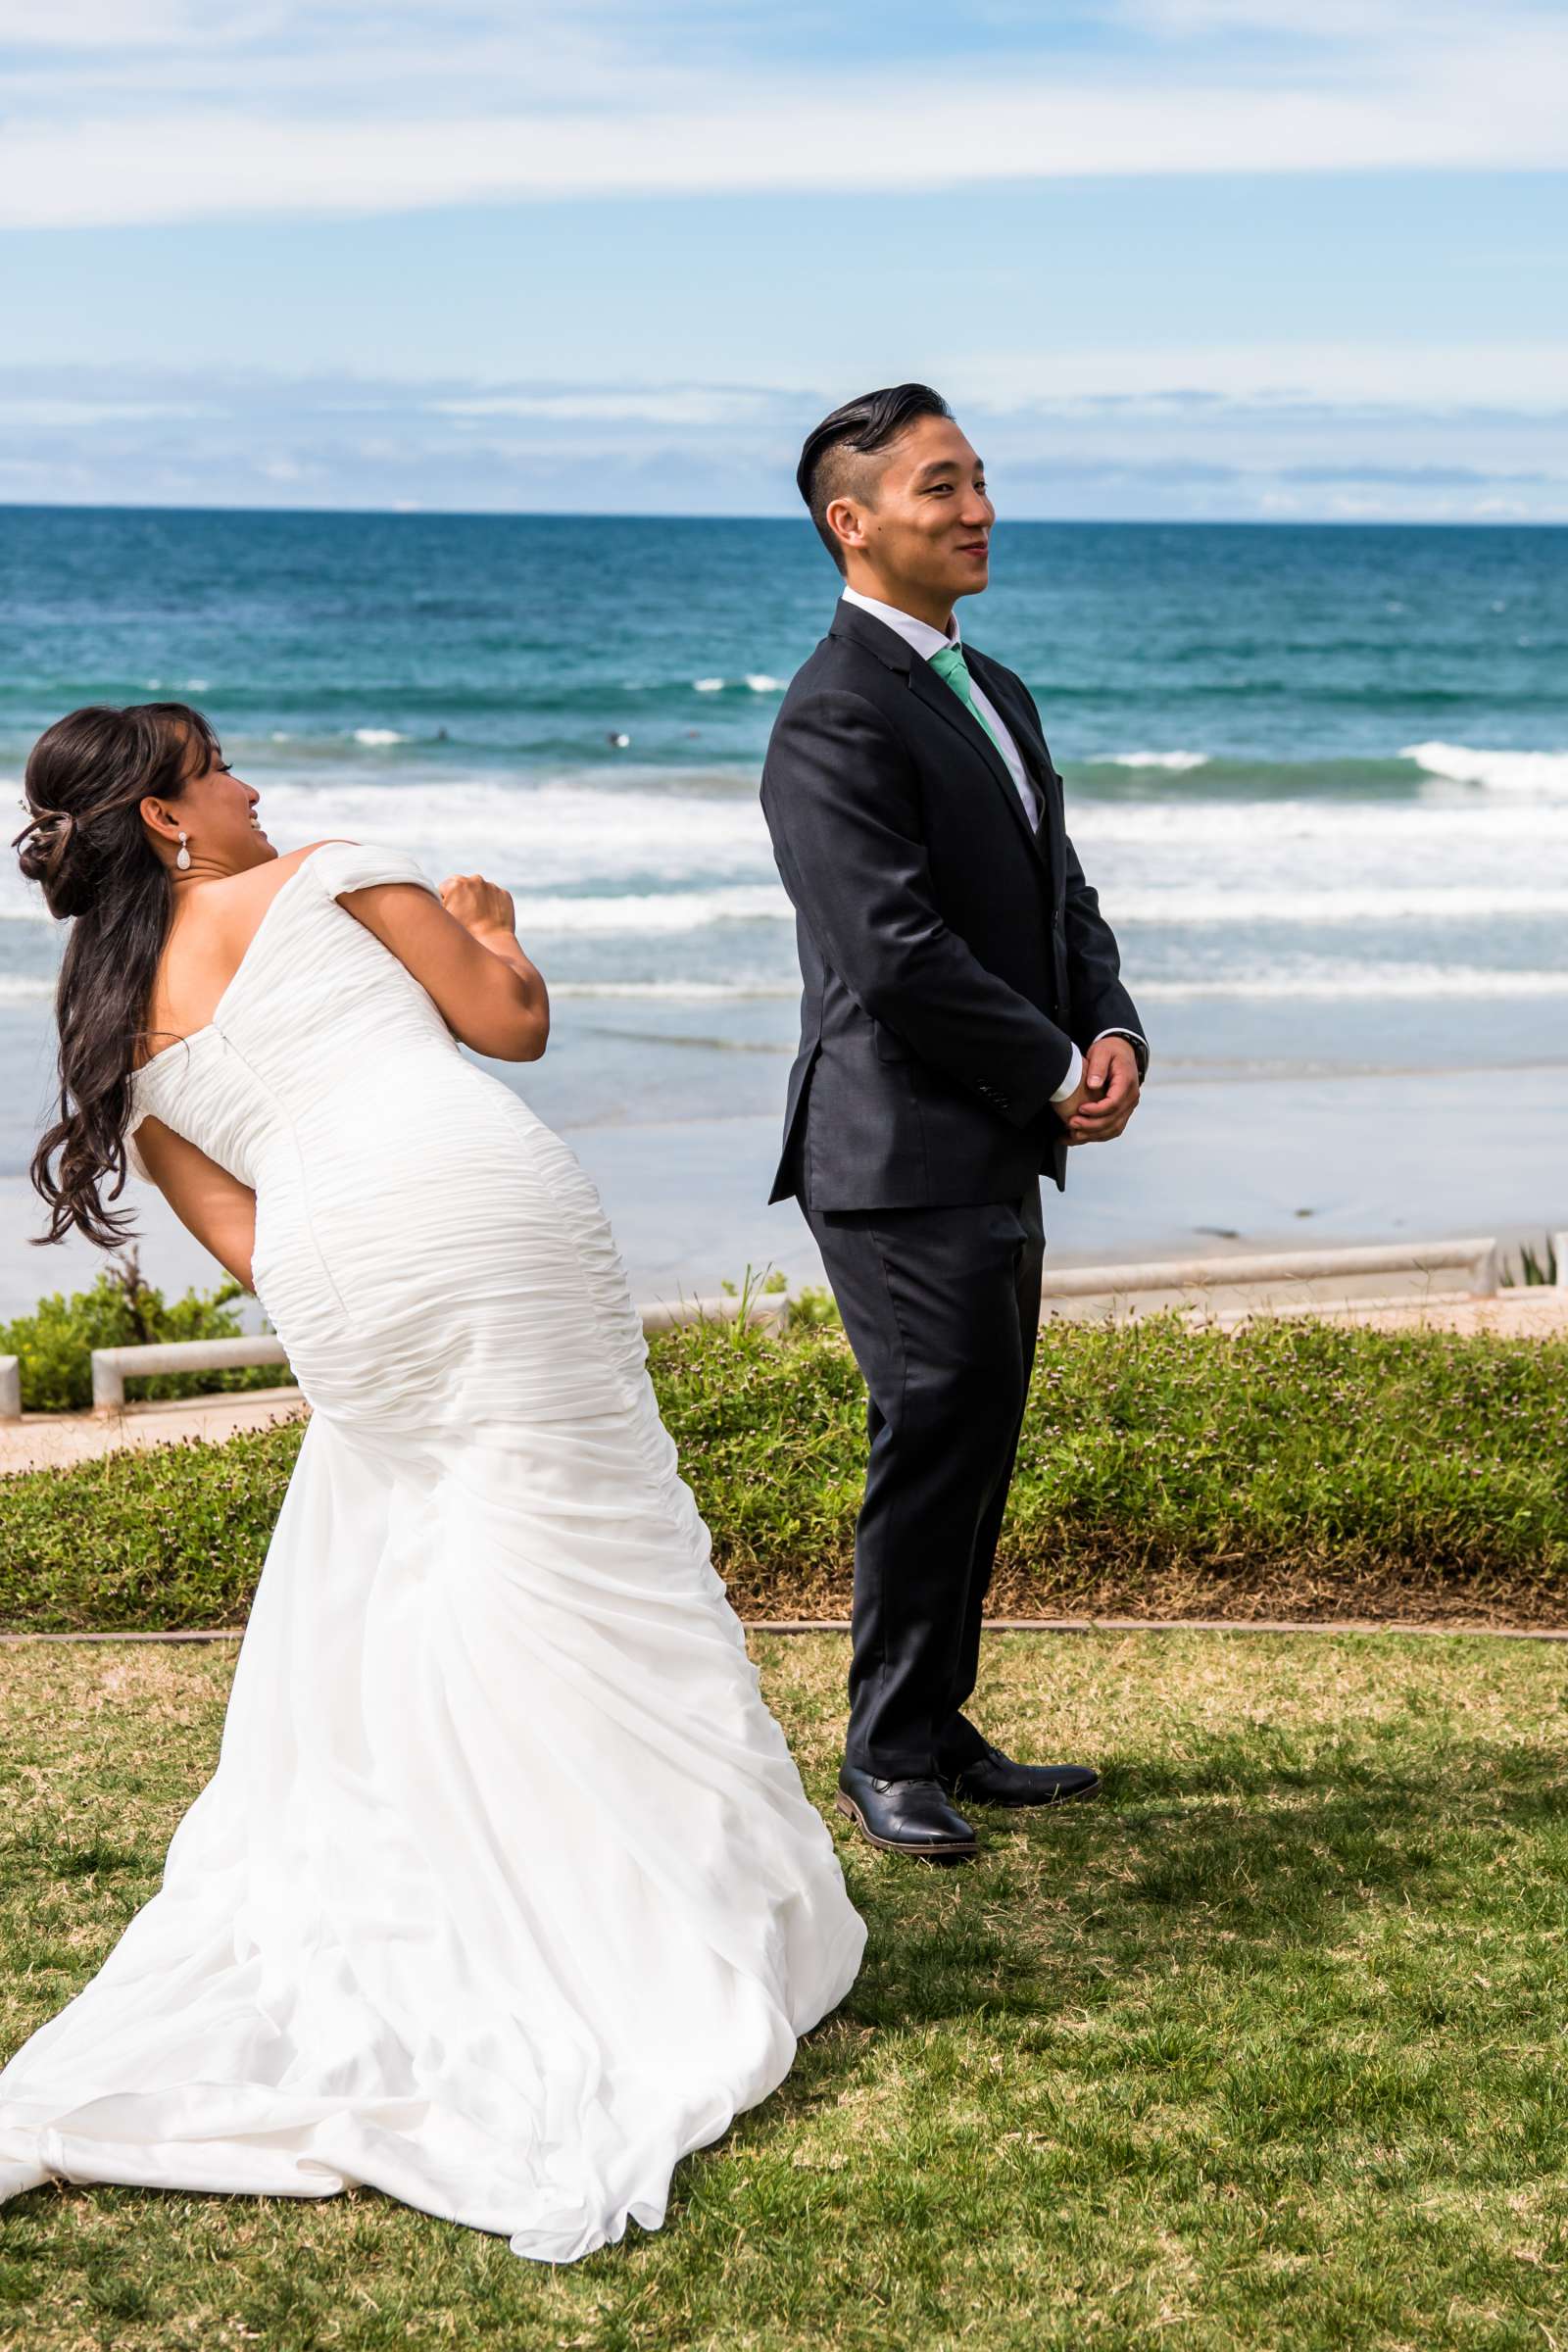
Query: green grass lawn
4,1631,1568,2351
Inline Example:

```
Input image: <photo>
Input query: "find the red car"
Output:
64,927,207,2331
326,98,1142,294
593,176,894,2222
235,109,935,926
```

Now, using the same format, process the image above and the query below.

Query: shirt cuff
1049,1044,1084,1104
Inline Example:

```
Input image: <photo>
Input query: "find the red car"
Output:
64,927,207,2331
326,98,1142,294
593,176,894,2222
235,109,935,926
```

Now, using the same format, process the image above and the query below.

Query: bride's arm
129,1119,258,1292
338,875,549,1062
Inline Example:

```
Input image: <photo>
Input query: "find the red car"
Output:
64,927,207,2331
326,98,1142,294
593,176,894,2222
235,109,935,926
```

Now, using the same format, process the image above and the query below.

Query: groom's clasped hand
1061,1031,1143,1144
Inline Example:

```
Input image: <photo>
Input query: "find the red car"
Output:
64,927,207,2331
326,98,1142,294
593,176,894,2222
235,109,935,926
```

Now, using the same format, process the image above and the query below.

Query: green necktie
928,641,1005,764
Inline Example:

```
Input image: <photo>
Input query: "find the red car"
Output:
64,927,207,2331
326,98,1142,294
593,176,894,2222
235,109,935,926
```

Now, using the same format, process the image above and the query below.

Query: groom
760,384,1147,1864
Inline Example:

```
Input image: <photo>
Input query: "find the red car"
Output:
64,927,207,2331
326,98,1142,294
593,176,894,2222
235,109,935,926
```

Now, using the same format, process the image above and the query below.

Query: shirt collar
840,584,959,663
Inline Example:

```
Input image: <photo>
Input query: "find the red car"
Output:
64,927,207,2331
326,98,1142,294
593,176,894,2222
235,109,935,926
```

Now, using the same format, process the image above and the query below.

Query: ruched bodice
1,842,864,2262
130,842,647,1431
130,841,461,1191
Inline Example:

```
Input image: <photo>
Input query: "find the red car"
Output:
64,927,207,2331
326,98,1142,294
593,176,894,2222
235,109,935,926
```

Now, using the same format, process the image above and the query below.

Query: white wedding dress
0,842,864,2262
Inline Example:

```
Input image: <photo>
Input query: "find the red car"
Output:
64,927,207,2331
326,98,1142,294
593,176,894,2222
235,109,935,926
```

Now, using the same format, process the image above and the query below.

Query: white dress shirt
839,587,1146,1105
841,585,1040,825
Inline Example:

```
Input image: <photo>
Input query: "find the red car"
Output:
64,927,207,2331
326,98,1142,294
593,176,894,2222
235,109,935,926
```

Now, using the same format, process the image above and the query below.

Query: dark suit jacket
760,598,1145,1210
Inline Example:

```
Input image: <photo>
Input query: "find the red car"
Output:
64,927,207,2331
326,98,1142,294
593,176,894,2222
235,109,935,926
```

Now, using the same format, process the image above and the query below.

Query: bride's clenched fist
440,871,515,939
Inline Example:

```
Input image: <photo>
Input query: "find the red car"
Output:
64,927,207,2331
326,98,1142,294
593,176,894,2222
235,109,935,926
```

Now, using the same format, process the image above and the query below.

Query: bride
0,701,864,2263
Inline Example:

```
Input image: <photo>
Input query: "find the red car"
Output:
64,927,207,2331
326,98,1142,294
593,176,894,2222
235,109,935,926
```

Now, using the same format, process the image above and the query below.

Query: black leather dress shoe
939,1743,1101,1809
836,1765,978,1862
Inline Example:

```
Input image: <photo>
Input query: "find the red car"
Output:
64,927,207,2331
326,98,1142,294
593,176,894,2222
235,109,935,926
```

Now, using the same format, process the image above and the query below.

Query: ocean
2,509,1565,1308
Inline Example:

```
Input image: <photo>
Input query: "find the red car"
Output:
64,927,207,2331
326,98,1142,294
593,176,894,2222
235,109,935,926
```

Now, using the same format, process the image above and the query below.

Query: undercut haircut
796,384,954,573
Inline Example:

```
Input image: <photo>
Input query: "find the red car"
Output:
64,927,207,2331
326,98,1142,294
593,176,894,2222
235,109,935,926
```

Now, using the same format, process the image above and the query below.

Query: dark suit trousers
803,1186,1046,1780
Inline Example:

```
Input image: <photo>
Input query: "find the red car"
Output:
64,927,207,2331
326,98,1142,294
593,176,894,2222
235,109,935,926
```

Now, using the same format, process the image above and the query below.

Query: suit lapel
964,650,1065,884
830,600,1060,886
906,656,1051,877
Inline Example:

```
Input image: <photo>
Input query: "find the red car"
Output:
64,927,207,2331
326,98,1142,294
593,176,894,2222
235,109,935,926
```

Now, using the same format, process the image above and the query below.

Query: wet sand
2,1059,1561,1322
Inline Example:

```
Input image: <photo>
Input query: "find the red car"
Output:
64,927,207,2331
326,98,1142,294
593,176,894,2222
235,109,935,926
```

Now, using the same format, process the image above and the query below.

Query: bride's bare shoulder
217,839,356,917
152,842,361,1013
278,838,358,876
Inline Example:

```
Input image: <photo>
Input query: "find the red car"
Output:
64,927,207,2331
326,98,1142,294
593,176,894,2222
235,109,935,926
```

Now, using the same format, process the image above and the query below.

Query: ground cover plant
2,1314,1565,1631
2,1631,1566,2350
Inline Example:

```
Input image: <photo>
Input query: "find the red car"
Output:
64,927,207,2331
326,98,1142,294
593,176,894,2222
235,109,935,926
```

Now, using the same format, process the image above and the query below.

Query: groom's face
837,415,995,612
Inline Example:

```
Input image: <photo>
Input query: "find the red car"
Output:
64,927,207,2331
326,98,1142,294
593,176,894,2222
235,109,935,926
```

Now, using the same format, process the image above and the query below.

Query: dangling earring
175,831,191,872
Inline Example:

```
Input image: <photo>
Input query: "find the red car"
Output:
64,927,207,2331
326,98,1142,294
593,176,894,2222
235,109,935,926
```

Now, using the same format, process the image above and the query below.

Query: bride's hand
440,872,515,940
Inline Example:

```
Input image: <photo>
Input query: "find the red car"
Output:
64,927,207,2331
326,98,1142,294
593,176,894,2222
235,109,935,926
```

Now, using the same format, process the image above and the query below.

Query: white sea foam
745,674,783,694
352,727,408,747
552,981,796,1001
1115,886,1568,925
1401,741,1568,797
507,875,1568,937
160,767,1568,884
1071,796,1568,853
247,776,774,888
693,678,724,694
1083,742,1568,798
514,886,788,934
5,760,1565,1024
10,763,1558,939
1141,963,1568,1002
1102,751,1210,771
252,770,1541,882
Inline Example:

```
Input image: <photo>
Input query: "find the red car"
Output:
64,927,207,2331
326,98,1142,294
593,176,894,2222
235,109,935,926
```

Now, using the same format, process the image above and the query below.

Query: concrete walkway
1321,1289,1568,1339
0,1385,307,1476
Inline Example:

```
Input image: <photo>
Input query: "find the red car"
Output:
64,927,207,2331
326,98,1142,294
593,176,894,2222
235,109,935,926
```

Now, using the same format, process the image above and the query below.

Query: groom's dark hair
797,383,953,573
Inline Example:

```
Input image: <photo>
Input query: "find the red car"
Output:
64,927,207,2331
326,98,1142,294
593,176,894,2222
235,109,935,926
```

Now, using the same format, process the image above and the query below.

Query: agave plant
1501,1236,1559,1288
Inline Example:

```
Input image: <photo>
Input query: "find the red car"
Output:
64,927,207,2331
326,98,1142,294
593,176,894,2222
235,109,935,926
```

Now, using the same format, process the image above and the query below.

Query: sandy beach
2,1045,1560,1321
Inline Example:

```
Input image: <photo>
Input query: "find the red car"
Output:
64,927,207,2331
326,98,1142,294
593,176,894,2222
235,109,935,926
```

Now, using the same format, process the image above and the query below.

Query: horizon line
2,501,1564,532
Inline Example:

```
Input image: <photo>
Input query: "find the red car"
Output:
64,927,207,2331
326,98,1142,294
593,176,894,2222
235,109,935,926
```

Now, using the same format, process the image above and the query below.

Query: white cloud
2,8,1565,226
955,343,1568,413
0,3,658,105
431,389,784,425
0,0,201,43
1122,0,1467,35
2,360,1563,522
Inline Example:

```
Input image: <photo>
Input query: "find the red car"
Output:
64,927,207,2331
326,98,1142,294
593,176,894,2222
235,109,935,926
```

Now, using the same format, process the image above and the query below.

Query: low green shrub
0,1252,289,1412
2,1312,1565,1632
0,1415,304,1628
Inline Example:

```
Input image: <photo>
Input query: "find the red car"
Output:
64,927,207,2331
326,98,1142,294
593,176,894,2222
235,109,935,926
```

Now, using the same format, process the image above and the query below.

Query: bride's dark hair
14,702,220,1249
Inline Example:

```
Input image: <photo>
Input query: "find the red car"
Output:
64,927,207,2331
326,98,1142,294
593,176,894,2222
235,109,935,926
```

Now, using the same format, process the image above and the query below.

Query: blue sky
1,0,1565,519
